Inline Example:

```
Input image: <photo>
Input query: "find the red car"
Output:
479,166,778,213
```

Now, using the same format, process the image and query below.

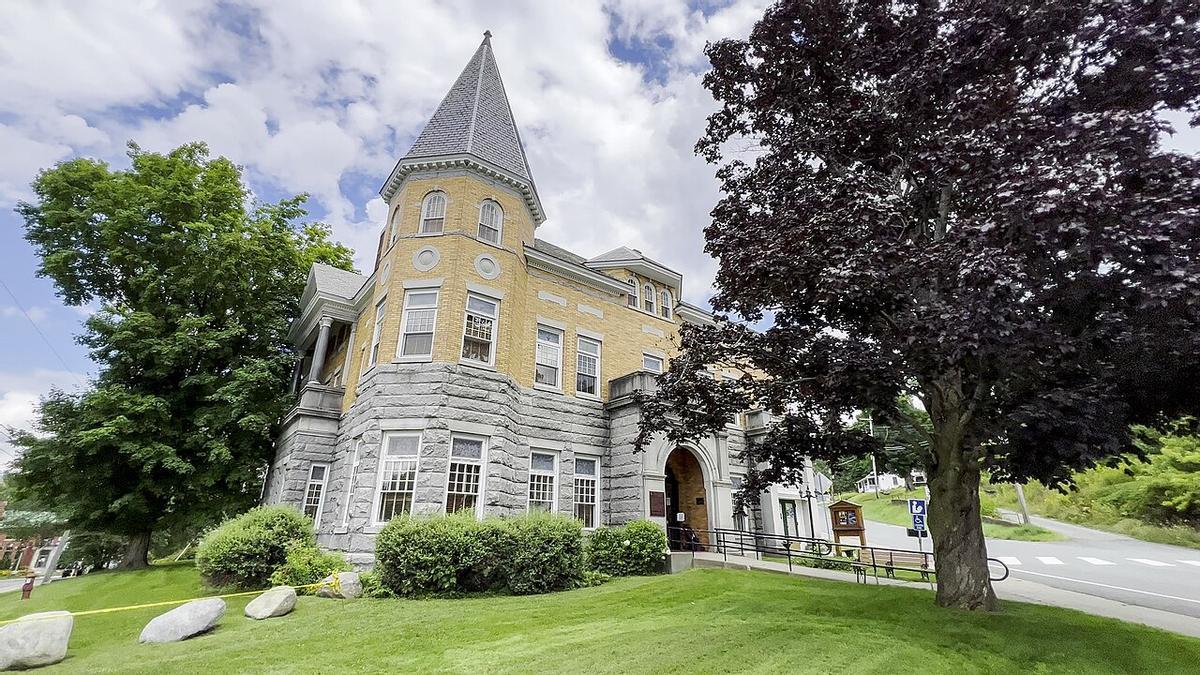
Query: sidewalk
689,551,1200,639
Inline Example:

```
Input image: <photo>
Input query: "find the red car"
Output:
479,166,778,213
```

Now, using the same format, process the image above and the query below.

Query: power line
0,277,87,389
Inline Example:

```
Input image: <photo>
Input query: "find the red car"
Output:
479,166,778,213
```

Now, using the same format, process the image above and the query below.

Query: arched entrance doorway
664,447,709,550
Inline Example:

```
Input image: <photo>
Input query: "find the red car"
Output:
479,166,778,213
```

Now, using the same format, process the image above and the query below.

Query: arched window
660,289,673,319
388,207,402,245
643,283,655,314
478,199,502,244
420,191,447,234
626,278,638,308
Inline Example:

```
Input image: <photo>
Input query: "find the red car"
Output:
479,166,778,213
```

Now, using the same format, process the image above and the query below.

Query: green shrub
359,571,396,598
579,570,611,587
195,506,314,589
505,513,584,594
374,512,585,597
269,545,349,591
585,520,667,577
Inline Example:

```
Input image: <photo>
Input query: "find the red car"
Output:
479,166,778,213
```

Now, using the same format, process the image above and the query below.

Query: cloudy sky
0,0,772,461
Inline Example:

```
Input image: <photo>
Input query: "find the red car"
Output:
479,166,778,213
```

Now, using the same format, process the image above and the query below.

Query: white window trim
367,296,387,369
534,324,564,391
340,439,363,528
460,292,500,368
660,289,673,319
643,352,664,374
626,278,638,308
397,288,439,362
420,191,447,235
527,449,559,513
444,433,488,519
388,206,402,245
303,463,330,528
642,283,655,314
575,335,602,399
477,199,503,244
573,454,601,529
372,432,423,527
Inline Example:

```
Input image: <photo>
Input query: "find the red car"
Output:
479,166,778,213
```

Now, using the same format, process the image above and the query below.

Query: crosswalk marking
1078,557,1114,565
1179,560,1200,567
997,556,1022,567
1128,558,1173,567
1036,556,1064,565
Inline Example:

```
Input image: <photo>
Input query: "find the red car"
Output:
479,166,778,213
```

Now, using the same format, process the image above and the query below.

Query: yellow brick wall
336,170,690,408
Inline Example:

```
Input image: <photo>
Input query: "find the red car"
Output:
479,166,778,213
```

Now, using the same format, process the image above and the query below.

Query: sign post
908,499,928,555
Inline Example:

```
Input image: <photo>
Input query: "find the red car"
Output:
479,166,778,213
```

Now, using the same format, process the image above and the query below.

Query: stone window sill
459,359,496,372
533,383,563,395
396,354,433,364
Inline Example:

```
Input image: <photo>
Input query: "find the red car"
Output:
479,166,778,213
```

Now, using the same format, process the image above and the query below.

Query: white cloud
0,0,773,308
0,305,50,325
0,369,84,468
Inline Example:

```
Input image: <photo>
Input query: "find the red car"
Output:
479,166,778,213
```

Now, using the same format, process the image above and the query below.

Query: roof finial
483,30,492,43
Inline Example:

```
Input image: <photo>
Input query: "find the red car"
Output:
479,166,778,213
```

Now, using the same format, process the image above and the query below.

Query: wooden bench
856,550,935,581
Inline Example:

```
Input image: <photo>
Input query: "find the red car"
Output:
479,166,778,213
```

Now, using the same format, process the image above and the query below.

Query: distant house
856,473,906,493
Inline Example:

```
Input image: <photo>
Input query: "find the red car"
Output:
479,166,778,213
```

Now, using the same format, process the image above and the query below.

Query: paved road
864,516,1200,620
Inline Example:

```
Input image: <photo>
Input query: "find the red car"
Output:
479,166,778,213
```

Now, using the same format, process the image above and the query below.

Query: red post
21,573,35,600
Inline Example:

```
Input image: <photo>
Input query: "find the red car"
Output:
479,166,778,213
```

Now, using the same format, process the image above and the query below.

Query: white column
307,317,334,383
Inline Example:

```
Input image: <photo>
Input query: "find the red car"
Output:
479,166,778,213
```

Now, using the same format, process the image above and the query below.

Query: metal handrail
667,526,1010,585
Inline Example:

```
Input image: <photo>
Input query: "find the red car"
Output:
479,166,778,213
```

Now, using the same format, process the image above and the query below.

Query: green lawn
3,563,1198,673
842,490,1065,542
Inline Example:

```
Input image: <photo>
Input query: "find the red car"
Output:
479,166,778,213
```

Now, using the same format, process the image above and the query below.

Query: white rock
0,610,73,670
244,586,297,620
139,598,226,644
316,572,362,599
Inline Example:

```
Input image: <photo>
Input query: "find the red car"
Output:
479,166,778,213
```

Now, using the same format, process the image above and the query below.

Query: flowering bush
585,520,667,576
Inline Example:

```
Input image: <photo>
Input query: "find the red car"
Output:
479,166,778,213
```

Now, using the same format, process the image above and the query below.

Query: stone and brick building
263,33,827,563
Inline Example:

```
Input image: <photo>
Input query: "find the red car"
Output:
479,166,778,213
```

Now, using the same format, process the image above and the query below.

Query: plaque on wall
649,491,666,517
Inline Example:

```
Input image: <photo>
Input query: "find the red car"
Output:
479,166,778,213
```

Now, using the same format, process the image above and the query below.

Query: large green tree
10,142,354,568
639,0,1200,610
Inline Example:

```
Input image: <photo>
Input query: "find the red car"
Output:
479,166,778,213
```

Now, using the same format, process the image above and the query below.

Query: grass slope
3,563,1198,673
842,490,1064,541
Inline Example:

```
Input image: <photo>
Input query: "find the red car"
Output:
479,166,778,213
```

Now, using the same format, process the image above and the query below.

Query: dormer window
420,191,447,234
643,283,655,314
478,199,502,244
660,289,673,319
627,278,638,308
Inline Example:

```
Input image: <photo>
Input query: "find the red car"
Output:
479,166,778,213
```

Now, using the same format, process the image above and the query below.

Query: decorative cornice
585,257,683,288
379,154,545,225
676,301,715,326
524,245,629,296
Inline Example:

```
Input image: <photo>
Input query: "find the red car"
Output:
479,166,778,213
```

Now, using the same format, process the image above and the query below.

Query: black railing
667,526,1009,586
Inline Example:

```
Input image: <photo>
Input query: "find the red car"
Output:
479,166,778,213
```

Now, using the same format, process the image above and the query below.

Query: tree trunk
118,531,152,569
927,446,997,611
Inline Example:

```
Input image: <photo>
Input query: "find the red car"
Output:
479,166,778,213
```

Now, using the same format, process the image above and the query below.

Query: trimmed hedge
585,520,668,576
195,506,315,589
374,512,584,596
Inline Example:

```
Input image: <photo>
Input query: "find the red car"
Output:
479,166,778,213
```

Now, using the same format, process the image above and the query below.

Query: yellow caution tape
0,576,344,626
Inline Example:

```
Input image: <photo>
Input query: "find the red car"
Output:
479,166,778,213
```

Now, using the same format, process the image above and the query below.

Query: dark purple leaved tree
638,0,1200,610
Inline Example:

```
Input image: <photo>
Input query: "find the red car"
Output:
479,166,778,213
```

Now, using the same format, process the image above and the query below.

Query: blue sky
0,0,772,461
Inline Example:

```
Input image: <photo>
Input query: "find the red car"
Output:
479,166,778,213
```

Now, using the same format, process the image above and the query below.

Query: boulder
244,586,297,620
139,598,226,644
0,610,73,670
316,571,362,599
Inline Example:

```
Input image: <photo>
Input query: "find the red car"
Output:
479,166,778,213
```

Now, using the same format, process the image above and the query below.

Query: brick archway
664,446,710,549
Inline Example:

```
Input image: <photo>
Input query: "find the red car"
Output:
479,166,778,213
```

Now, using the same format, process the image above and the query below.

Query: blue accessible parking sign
908,499,926,515
912,513,927,531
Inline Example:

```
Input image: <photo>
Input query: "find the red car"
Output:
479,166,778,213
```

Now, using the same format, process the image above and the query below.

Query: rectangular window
643,353,663,373
528,451,557,513
534,326,562,388
574,457,598,528
461,294,499,365
399,289,438,358
375,434,421,524
368,298,387,368
626,279,638,308
447,435,485,515
575,337,601,396
732,475,748,531
303,464,329,526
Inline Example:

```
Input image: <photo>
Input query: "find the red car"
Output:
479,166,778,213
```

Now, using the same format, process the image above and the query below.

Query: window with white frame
574,457,598,527
478,199,503,244
368,298,387,368
534,326,562,388
527,451,557,513
389,207,402,245
399,289,438,358
643,283,655,313
461,294,499,365
731,475,748,531
660,289,673,319
626,278,638,308
420,191,447,234
376,433,420,523
643,353,663,373
447,435,485,514
303,464,329,526
575,337,601,396
341,439,362,527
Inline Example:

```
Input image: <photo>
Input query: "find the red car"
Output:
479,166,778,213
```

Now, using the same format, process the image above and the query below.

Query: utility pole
1014,483,1032,525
